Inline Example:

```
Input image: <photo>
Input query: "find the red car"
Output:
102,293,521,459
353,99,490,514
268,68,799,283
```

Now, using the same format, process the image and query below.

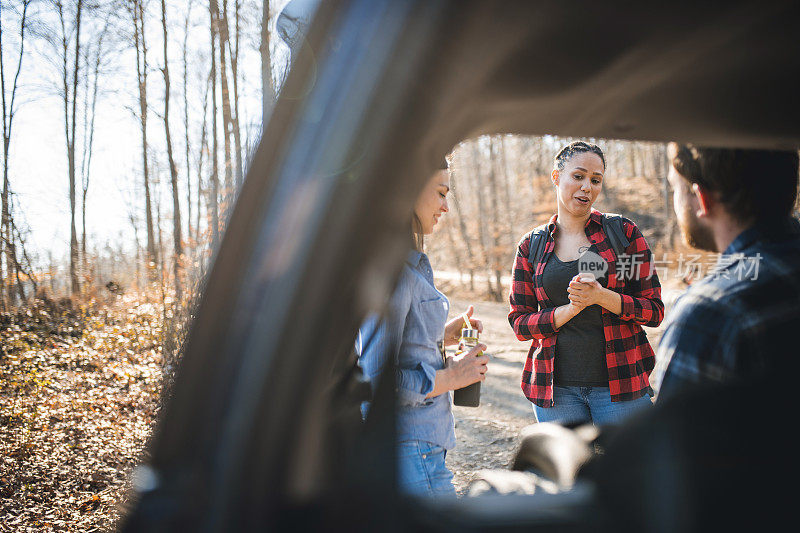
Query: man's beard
679,211,717,252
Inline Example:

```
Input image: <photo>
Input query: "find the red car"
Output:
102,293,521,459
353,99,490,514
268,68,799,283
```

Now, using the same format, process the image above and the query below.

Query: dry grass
0,294,165,532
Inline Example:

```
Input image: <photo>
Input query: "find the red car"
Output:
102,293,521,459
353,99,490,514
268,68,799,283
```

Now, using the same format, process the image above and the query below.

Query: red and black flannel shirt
508,209,664,407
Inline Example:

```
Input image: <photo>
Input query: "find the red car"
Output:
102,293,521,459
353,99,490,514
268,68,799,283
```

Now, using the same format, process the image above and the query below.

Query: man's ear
551,169,559,186
692,183,715,218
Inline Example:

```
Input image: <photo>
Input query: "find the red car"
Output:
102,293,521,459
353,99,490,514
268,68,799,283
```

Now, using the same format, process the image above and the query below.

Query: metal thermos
453,327,482,407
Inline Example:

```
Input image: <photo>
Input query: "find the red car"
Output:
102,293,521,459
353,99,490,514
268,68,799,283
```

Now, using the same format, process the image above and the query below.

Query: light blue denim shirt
357,250,455,450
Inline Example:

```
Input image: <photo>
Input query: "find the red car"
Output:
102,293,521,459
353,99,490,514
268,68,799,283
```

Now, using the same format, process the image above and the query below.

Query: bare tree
1,0,31,306
123,184,143,291
210,0,234,199
260,0,274,126
196,72,210,248
498,136,517,236
627,144,637,178
226,0,243,188
129,0,157,277
78,13,110,286
10,215,37,297
209,0,219,245
448,164,475,291
423,135,680,301
160,0,183,301
154,167,164,283
469,142,498,298
485,137,504,301
52,0,84,295
182,0,194,244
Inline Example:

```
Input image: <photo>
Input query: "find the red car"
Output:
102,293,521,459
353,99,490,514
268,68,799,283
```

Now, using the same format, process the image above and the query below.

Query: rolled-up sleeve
508,238,560,341
396,360,437,406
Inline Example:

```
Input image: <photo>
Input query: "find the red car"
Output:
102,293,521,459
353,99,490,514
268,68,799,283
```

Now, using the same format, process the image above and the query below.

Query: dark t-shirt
542,252,609,386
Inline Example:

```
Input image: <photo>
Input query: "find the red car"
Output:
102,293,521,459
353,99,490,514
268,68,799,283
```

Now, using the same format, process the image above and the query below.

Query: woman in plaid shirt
508,141,664,426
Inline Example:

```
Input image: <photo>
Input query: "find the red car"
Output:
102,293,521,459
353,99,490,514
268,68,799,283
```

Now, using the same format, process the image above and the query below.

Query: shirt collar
546,209,604,237
406,249,425,267
723,217,800,255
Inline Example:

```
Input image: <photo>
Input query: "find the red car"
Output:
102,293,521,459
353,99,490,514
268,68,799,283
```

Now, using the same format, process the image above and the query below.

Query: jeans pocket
397,441,429,492
397,440,453,496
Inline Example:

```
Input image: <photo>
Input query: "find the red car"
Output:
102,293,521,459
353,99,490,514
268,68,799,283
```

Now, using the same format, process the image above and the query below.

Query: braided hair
553,141,606,171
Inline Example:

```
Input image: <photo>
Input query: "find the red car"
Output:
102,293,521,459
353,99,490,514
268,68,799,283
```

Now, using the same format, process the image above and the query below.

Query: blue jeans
533,386,652,427
397,440,456,497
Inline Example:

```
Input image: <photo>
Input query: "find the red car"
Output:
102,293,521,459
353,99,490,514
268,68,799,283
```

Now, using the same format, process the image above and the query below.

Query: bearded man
656,145,800,399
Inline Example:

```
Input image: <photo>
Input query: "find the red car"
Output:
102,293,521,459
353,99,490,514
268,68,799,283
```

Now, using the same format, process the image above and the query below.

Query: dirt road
445,294,673,494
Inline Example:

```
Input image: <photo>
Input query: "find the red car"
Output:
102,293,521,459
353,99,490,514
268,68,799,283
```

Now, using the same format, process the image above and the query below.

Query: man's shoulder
665,236,800,341
657,231,800,395
751,232,800,270
713,235,800,305
661,284,740,354
656,279,750,393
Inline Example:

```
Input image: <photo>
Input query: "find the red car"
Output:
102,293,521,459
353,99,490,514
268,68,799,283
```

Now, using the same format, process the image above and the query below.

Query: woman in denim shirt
358,163,489,497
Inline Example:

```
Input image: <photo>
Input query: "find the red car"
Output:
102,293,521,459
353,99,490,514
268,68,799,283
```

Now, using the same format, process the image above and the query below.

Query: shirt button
422,454,427,459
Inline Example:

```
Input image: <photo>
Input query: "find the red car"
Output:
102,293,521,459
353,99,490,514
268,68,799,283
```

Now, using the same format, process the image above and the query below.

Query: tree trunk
161,0,183,301
56,0,84,296
11,218,34,299
128,212,142,291
627,144,637,178
156,178,164,283
209,1,220,246
449,164,475,291
197,75,210,250
131,0,157,278
71,2,82,295
1,0,31,306
443,214,465,288
486,137,504,301
80,24,103,287
81,181,87,281
226,0,244,188
183,0,194,245
470,142,496,298
80,46,89,284
260,0,274,128
498,136,516,239
210,0,233,200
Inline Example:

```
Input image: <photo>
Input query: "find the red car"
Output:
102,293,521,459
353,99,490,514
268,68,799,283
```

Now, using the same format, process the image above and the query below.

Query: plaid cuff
526,307,559,337
620,293,636,321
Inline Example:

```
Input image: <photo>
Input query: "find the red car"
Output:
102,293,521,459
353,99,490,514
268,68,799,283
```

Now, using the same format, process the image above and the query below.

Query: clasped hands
566,274,606,311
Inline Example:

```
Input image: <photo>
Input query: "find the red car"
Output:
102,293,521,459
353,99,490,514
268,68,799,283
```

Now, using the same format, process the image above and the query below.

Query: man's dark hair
671,145,799,224
554,141,606,171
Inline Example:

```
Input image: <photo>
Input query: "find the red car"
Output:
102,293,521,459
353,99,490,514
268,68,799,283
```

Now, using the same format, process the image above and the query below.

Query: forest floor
0,294,165,532
0,281,682,529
